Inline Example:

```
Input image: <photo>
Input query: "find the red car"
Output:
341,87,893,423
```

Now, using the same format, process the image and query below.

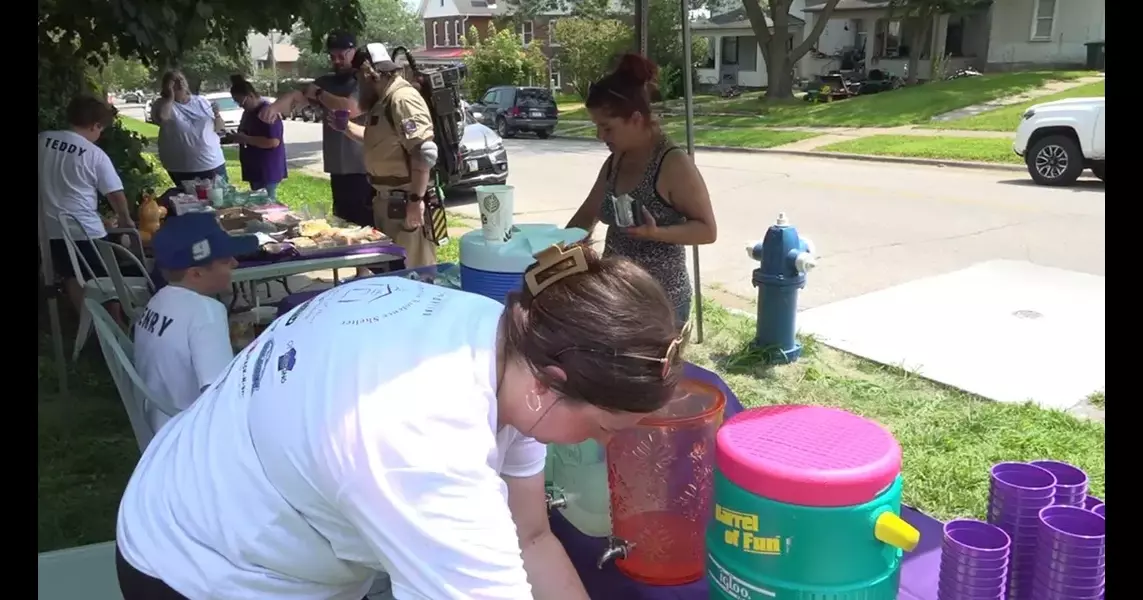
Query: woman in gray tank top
566,54,718,329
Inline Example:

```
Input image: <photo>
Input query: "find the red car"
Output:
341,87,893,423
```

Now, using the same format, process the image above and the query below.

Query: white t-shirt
133,285,234,432
117,279,545,600
37,130,123,240
156,95,226,173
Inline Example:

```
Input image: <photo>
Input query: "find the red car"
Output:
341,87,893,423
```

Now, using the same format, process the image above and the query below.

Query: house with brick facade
412,0,580,91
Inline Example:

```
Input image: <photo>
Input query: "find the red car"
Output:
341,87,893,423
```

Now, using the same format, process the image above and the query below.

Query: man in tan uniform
335,43,438,268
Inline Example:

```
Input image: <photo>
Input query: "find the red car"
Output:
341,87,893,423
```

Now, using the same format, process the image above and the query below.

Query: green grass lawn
37,296,1104,550
119,115,159,139
818,135,1023,164
561,71,1090,128
925,80,1105,132
558,121,818,149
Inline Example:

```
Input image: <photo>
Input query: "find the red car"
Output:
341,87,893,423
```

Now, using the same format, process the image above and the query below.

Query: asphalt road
128,112,1105,310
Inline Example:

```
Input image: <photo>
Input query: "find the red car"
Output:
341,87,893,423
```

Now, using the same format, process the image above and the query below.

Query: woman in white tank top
152,70,227,189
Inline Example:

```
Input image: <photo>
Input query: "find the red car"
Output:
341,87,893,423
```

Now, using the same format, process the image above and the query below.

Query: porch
802,0,990,80
692,11,805,89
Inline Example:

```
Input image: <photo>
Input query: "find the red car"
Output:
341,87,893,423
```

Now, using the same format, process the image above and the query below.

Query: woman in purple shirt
231,75,287,200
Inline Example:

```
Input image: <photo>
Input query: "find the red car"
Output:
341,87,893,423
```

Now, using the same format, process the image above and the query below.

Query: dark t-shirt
314,72,367,175
238,101,287,187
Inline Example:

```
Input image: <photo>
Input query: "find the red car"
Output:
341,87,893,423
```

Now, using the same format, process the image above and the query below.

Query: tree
463,23,548,98
291,0,421,83
100,56,153,92
552,18,633,99
618,0,709,100
741,0,843,99
178,43,254,92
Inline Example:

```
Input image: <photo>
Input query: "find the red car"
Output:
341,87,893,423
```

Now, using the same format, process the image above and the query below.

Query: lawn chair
58,214,150,361
37,541,123,600
93,238,155,323
84,297,179,452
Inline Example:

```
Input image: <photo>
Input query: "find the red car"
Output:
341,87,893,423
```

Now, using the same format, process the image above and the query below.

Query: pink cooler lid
716,405,902,507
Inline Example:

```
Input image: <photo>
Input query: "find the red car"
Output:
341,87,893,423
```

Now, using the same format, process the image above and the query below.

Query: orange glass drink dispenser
601,378,726,585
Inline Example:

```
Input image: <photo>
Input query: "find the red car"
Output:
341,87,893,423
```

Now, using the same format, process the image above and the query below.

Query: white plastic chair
93,239,155,323
58,214,150,361
84,297,179,452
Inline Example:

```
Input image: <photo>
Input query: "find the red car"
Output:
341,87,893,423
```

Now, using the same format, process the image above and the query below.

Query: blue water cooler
459,224,588,303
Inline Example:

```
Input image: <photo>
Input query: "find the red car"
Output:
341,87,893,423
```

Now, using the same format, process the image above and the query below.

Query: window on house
444,25,451,47
738,36,758,70
549,19,560,46
471,0,487,5
945,17,965,57
874,19,902,58
699,37,715,68
455,20,463,46
433,22,440,48
1032,0,1055,40
519,21,534,45
550,59,561,89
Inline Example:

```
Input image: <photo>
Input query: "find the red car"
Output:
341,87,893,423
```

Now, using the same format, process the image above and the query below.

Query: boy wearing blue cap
134,213,257,431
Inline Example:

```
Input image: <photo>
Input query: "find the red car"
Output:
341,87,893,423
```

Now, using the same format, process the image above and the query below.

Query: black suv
468,86,559,139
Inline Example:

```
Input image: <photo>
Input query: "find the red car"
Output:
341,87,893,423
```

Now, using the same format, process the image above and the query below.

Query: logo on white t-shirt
250,339,275,394
277,344,297,384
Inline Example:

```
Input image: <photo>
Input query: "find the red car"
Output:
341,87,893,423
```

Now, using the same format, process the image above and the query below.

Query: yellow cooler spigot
874,511,920,552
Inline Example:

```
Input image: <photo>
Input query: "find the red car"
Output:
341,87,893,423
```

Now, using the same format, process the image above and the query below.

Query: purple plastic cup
940,559,1008,580
1035,566,1104,588
1038,561,1104,580
1038,505,1105,549
332,109,349,131
1084,495,1104,510
941,578,1005,594
940,549,1009,572
1037,545,1106,569
990,462,1057,497
937,590,1004,600
1032,578,1104,599
1092,503,1104,518
942,519,1011,559
1030,460,1089,503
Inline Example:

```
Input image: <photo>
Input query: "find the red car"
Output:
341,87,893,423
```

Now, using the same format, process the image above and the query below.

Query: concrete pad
796,260,1104,410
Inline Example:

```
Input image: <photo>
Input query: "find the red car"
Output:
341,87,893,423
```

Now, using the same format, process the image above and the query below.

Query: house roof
450,0,509,17
803,0,891,13
257,43,300,63
691,8,805,30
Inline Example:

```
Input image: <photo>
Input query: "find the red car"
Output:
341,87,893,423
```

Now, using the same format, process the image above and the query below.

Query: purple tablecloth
552,362,944,600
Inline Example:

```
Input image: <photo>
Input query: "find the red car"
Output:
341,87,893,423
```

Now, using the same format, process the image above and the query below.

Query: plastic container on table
706,405,919,600
546,439,612,537
458,224,587,304
607,378,725,586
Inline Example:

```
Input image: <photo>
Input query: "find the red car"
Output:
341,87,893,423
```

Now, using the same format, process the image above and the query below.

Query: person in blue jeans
231,75,286,201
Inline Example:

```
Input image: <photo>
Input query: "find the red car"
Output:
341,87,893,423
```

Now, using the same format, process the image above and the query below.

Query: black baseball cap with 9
326,31,357,51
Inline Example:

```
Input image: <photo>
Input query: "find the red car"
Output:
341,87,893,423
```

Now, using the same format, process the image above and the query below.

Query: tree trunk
905,13,932,84
744,0,844,101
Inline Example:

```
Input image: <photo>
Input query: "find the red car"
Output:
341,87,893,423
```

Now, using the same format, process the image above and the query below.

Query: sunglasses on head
554,320,692,379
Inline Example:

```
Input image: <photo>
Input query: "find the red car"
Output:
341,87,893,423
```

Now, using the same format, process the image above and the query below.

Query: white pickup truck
1013,96,1105,186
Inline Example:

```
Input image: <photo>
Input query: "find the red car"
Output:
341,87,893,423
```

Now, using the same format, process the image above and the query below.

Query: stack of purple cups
1034,505,1105,600
1092,504,1104,518
1084,495,1104,511
1030,460,1090,507
987,462,1056,599
938,519,1011,600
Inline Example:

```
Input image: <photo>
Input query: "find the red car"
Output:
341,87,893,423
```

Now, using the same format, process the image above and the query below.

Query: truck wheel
1091,162,1105,182
1026,135,1084,186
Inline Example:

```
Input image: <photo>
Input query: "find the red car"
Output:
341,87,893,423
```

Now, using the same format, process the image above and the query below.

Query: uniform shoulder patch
401,118,418,134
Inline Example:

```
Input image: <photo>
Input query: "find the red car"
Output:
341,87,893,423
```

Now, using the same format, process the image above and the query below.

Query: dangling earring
526,391,543,412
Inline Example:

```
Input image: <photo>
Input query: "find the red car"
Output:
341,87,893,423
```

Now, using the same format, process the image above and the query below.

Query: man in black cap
262,31,375,241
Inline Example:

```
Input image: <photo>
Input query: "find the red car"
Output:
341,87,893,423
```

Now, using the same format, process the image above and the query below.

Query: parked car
1013,96,1105,186
467,86,558,139
290,103,320,122
450,109,509,190
202,92,245,142
122,90,144,104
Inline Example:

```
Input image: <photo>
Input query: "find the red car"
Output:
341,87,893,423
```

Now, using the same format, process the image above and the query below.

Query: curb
551,134,1025,173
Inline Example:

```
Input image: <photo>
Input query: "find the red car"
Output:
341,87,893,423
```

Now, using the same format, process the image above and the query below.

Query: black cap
326,31,357,51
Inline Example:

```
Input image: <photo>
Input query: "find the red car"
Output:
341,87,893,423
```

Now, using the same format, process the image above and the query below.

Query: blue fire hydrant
746,213,817,364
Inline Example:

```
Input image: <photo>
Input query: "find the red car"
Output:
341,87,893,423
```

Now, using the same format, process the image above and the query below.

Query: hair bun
614,53,658,85
229,74,246,86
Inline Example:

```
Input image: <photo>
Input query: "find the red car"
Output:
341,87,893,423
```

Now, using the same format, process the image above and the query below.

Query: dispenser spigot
597,536,634,569
545,486,568,511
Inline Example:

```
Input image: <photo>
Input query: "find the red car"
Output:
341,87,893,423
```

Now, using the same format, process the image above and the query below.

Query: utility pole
269,30,279,93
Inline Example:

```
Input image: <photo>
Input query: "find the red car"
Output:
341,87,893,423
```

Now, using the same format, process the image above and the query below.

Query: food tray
293,239,402,259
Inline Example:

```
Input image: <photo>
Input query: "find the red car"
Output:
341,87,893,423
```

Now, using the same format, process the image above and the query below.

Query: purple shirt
238,101,287,187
